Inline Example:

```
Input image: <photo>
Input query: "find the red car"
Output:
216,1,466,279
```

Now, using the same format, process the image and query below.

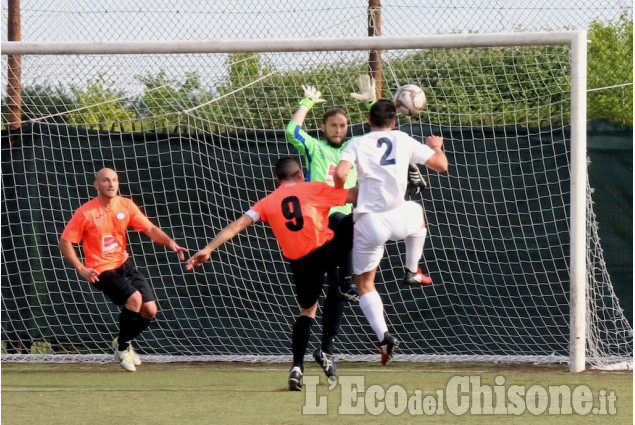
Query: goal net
2,33,632,370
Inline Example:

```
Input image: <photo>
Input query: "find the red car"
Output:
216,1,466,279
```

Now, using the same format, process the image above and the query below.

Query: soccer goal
1,32,632,371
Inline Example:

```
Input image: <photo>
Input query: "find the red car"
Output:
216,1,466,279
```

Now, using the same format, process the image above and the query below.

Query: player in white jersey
334,99,448,364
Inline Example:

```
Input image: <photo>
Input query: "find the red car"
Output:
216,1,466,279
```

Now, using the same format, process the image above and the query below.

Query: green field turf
2,361,632,424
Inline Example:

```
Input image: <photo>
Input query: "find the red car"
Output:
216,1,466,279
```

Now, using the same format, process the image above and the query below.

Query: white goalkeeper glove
350,75,377,109
299,85,326,110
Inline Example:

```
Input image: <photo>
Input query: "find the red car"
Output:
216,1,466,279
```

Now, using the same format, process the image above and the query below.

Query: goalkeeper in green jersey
286,86,358,209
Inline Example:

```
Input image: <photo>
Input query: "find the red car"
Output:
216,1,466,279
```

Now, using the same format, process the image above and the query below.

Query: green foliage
587,11,633,125
214,53,280,130
18,83,74,124
2,82,74,127
133,69,215,132
222,52,273,89
67,74,135,130
215,54,373,131
382,46,571,128
10,15,633,132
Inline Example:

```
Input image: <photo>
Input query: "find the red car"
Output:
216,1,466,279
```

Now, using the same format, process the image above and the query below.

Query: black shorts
93,258,156,306
289,214,353,309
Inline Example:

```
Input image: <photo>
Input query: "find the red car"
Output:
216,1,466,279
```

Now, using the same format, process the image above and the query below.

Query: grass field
2,361,632,424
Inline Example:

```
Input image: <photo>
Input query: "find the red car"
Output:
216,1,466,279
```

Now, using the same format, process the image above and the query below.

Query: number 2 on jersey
281,196,304,231
377,137,396,166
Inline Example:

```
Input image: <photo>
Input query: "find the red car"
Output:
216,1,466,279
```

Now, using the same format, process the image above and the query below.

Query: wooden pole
7,0,22,131
368,0,382,100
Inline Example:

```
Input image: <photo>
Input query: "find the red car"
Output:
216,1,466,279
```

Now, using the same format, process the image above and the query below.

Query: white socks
404,227,427,272
359,291,388,342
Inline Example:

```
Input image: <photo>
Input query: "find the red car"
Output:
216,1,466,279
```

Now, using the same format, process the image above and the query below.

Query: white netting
1,34,631,370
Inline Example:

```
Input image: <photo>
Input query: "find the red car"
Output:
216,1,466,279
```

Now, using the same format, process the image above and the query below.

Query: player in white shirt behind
334,99,448,364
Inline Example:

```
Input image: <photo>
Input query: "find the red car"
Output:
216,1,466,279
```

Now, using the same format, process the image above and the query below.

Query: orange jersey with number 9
248,181,348,260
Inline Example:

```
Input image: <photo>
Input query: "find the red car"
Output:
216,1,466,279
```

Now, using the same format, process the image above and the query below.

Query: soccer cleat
406,163,429,197
288,366,303,391
313,348,337,381
403,268,433,285
113,349,137,372
127,345,142,366
113,337,137,371
118,350,137,372
341,284,359,303
378,332,399,365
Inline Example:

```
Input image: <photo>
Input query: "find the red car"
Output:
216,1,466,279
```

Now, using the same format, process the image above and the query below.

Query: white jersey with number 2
340,130,435,219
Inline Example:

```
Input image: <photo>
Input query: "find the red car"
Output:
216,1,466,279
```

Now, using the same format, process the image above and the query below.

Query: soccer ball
393,84,426,116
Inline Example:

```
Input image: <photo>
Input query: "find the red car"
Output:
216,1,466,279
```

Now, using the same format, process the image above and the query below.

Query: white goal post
1,32,631,372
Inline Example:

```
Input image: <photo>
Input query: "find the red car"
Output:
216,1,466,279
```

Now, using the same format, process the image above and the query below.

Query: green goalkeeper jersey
286,120,357,215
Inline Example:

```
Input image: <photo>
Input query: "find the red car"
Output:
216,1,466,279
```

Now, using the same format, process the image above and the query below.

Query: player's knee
413,226,428,237
140,301,158,320
299,302,318,318
356,282,376,296
354,273,377,296
124,291,143,312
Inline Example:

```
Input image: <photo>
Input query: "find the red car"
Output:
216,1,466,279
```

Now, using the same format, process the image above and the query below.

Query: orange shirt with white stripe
246,181,349,260
61,196,154,274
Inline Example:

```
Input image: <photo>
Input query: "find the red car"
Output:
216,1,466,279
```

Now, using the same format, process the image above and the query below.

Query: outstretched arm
59,238,100,283
186,214,255,270
286,86,327,156
290,85,326,125
143,224,188,261
350,74,377,110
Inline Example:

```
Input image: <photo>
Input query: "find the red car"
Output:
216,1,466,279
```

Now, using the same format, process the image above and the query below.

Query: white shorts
352,201,424,275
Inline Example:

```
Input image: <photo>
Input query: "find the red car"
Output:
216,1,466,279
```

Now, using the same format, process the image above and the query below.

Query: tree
2,83,74,126
134,70,212,133
67,74,135,130
587,11,633,125
11,16,633,131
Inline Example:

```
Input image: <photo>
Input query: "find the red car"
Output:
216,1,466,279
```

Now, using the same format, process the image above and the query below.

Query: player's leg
328,212,358,301
355,268,387,339
289,303,318,391
352,214,398,364
321,274,344,356
338,252,359,302
289,255,323,390
122,259,158,365
97,259,157,370
120,291,143,343
400,202,433,285
316,236,351,381
94,264,141,371
356,269,399,365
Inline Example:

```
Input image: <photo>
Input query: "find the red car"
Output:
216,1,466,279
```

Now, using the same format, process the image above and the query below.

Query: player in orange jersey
59,168,187,372
186,156,357,391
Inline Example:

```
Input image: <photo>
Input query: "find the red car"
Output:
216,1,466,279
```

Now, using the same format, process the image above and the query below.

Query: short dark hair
275,156,302,181
322,108,347,125
369,99,397,128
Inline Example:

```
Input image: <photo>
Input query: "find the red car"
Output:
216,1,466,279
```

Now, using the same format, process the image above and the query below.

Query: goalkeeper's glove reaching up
299,85,326,111
350,74,377,110
406,163,429,197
